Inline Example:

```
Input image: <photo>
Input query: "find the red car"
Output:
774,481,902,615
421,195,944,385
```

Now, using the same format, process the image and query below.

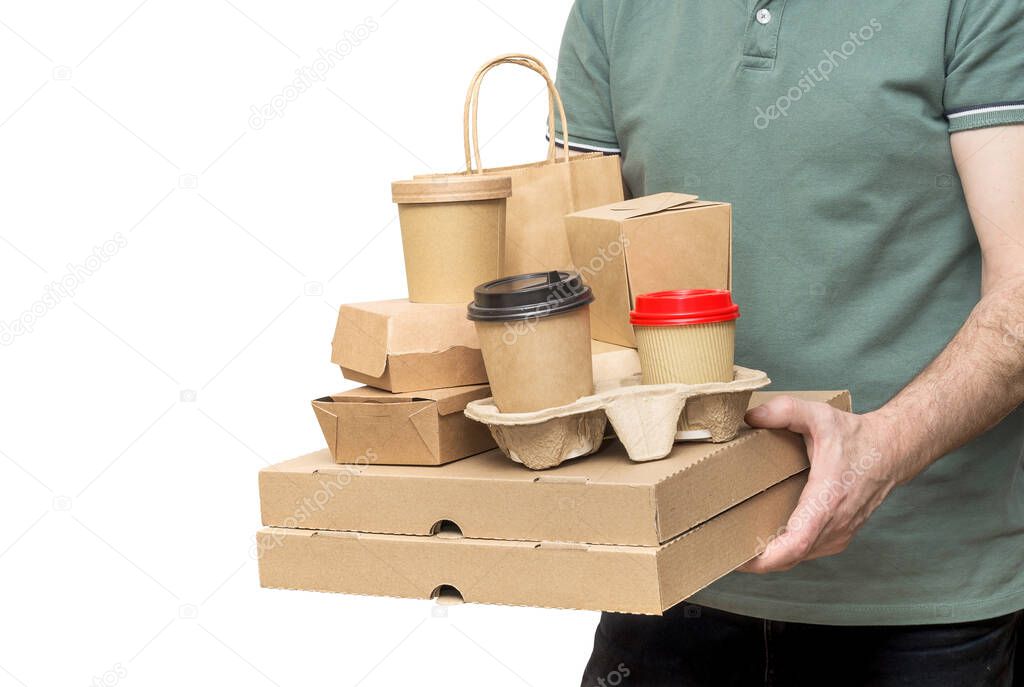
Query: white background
0,1,602,685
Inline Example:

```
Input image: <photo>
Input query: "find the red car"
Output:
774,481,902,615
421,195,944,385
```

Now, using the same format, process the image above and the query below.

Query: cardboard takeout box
260,390,850,614
262,390,849,546
566,192,732,347
331,299,486,392
312,385,496,466
257,473,804,615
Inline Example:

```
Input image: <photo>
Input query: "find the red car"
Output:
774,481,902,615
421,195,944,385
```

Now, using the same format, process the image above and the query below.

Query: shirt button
755,8,772,24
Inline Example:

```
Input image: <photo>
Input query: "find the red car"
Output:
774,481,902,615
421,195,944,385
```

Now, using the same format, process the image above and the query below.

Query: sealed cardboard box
261,390,849,545
566,192,732,347
312,385,496,466
331,299,486,392
258,473,804,614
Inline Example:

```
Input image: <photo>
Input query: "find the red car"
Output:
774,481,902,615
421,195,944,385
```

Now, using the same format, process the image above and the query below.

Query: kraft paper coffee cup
392,175,512,304
468,271,594,413
629,290,739,385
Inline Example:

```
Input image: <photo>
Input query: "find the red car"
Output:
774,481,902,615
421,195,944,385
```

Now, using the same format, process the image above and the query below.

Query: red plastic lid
630,290,740,326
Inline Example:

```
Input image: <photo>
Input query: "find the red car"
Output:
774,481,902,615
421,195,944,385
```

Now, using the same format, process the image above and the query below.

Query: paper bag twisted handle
463,53,570,174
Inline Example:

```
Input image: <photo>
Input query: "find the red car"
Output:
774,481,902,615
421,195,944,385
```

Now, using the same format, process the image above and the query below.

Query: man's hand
738,396,902,574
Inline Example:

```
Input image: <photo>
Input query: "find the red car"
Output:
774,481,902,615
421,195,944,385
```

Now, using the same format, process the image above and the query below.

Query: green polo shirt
555,0,1024,625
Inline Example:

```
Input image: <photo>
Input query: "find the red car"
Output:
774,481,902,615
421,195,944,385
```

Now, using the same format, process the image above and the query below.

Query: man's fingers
745,395,822,435
739,479,834,574
740,521,827,573
739,529,811,573
804,538,850,561
740,398,854,573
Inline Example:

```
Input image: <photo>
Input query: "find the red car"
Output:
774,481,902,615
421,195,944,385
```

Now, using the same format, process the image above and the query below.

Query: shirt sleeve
944,0,1024,132
552,0,620,152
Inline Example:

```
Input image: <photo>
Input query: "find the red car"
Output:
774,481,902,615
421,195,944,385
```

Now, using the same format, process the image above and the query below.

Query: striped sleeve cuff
547,129,620,154
947,101,1024,132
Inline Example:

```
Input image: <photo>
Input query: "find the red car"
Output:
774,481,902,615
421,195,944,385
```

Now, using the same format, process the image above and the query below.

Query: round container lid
392,175,512,204
630,290,740,326
467,271,594,322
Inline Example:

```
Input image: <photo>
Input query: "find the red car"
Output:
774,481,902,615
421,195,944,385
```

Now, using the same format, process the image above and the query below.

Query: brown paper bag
462,54,625,276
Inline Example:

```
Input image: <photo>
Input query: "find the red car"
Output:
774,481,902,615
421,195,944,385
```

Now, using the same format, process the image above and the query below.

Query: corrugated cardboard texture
331,299,486,392
260,390,850,546
566,193,732,347
312,385,495,466
257,474,806,615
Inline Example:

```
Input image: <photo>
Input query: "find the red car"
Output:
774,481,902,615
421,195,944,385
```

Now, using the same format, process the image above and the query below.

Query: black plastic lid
467,271,594,322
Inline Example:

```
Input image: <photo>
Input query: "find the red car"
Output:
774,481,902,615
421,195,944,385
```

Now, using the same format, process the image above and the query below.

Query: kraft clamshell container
331,299,486,393
468,271,594,413
392,175,512,304
464,366,771,469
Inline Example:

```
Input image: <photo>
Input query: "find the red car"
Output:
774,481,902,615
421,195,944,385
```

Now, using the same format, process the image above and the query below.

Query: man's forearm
872,275,1024,483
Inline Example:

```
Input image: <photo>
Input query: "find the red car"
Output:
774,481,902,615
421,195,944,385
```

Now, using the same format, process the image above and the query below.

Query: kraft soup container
630,290,740,385
392,175,512,304
468,271,595,413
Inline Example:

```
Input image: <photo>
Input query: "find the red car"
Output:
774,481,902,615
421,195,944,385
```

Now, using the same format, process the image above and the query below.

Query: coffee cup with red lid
629,289,740,385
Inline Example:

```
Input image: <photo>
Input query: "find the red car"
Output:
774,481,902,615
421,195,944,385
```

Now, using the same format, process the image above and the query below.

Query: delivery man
552,2,1024,685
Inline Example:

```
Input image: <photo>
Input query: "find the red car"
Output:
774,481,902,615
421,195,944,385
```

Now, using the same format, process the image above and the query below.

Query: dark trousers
581,603,1022,687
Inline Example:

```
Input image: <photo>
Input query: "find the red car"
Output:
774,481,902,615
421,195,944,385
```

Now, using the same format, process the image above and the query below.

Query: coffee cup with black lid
468,271,594,413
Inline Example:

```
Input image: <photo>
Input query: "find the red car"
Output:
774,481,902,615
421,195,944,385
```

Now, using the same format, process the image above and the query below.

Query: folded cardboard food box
257,473,803,615
566,192,732,348
312,385,496,466
259,390,849,613
331,299,486,392
263,390,846,544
